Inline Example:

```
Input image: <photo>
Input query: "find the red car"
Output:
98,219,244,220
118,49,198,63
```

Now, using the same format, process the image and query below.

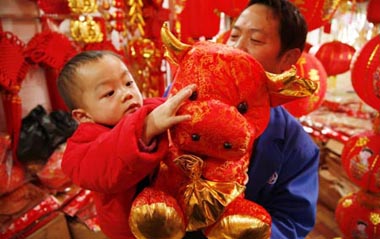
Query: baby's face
76,54,143,126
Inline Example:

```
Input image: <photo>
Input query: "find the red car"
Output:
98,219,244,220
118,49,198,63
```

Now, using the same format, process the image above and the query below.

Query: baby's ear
72,109,94,123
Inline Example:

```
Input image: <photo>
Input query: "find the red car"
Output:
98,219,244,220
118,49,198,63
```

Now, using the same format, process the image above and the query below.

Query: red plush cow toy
129,23,317,239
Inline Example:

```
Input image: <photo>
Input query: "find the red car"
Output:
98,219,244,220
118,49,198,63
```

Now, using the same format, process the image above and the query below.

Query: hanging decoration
67,0,98,14
36,0,71,14
127,0,145,36
315,40,356,76
24,30,79,111
215,0,249,18
341,114,380,192
335,190,380,239
367,0,380,24
178,0,220,42
126,38,165,97
289,0,342,31
351,34,380,110
284,52,327,117
142,1,170,40
70,15,104,43
0,32,30,161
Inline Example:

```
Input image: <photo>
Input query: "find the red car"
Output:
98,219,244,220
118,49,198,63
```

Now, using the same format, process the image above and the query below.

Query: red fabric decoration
0,32,30,160
143,4,170,40
351,35,380,111
289,0,341,31
284,52,327,117
37,0,71,14
24,30,78,70
367,0,380,24
0,32,29,92
36,147,72,191
0,134,26,196
24,30,79,111
335,190,380,239
315,41,356,76
341,130,380,192
178,0,220,41
215,0,249,18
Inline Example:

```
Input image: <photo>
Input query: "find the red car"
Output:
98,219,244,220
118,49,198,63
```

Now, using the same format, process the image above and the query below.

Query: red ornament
351,35,380,111
341,131,380,192
315,41,356,76
283,52,327,117
178,0,220,41
367,0,380,24
335,190,380,239
289,0,341,31
37,0,71,14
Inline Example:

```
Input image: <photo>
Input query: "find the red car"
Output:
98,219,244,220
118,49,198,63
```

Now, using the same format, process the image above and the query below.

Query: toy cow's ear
160,22,191,66
265,65,319,107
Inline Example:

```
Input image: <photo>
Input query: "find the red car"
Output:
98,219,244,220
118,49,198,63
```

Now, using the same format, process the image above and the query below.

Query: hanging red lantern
289,0,342,31
178,0,220,42
367,0,380,24
351,35,380,111
215,0,249,18
335,190,380,239
315,41,356,76
283,52,327,117
341,129,380,193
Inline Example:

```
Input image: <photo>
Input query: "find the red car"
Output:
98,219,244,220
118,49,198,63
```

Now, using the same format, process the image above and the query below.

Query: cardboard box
67,220,108,239
26,212,70,239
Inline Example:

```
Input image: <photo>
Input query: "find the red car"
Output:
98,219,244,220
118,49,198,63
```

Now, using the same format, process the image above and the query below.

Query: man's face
75,55,143,126
226,4,284,73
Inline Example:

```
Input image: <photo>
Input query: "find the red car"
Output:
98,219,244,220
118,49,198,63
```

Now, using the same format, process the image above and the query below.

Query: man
226,0,320,238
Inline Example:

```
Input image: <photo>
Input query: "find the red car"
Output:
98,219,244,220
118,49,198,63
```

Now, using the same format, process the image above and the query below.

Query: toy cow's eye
189,91,198,101
237,101,248,114
191,134,200,141
224,142,232,149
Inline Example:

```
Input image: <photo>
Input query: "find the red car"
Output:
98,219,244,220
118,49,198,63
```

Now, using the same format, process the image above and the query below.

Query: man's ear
280,48,302,72
72,109,94,123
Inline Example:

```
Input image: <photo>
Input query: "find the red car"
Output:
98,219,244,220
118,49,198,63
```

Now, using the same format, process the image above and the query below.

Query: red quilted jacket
62,98,168,239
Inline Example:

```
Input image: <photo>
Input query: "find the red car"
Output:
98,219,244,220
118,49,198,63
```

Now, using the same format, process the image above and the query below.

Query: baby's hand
142,84,197,144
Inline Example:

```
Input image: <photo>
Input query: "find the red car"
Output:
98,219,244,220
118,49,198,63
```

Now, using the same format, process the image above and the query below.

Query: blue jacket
246,106,320,239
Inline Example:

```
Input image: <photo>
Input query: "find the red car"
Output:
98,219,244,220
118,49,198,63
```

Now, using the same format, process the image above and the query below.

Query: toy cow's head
162,23,317,162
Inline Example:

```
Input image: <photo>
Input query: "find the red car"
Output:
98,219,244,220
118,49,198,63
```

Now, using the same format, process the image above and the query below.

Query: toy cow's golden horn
265,66,319,107
160,21,191,65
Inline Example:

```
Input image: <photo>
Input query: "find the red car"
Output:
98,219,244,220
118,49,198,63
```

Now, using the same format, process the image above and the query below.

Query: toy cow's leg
129,188,186,239
205,197,271,239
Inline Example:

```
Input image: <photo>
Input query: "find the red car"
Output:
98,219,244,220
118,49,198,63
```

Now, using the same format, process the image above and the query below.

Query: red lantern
283,52,327,117
351,35,380,111
215,0,249,18
289,0,341,31
341,130,380,192
315,41,356,76
367,0,380,24
335,190,380,239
